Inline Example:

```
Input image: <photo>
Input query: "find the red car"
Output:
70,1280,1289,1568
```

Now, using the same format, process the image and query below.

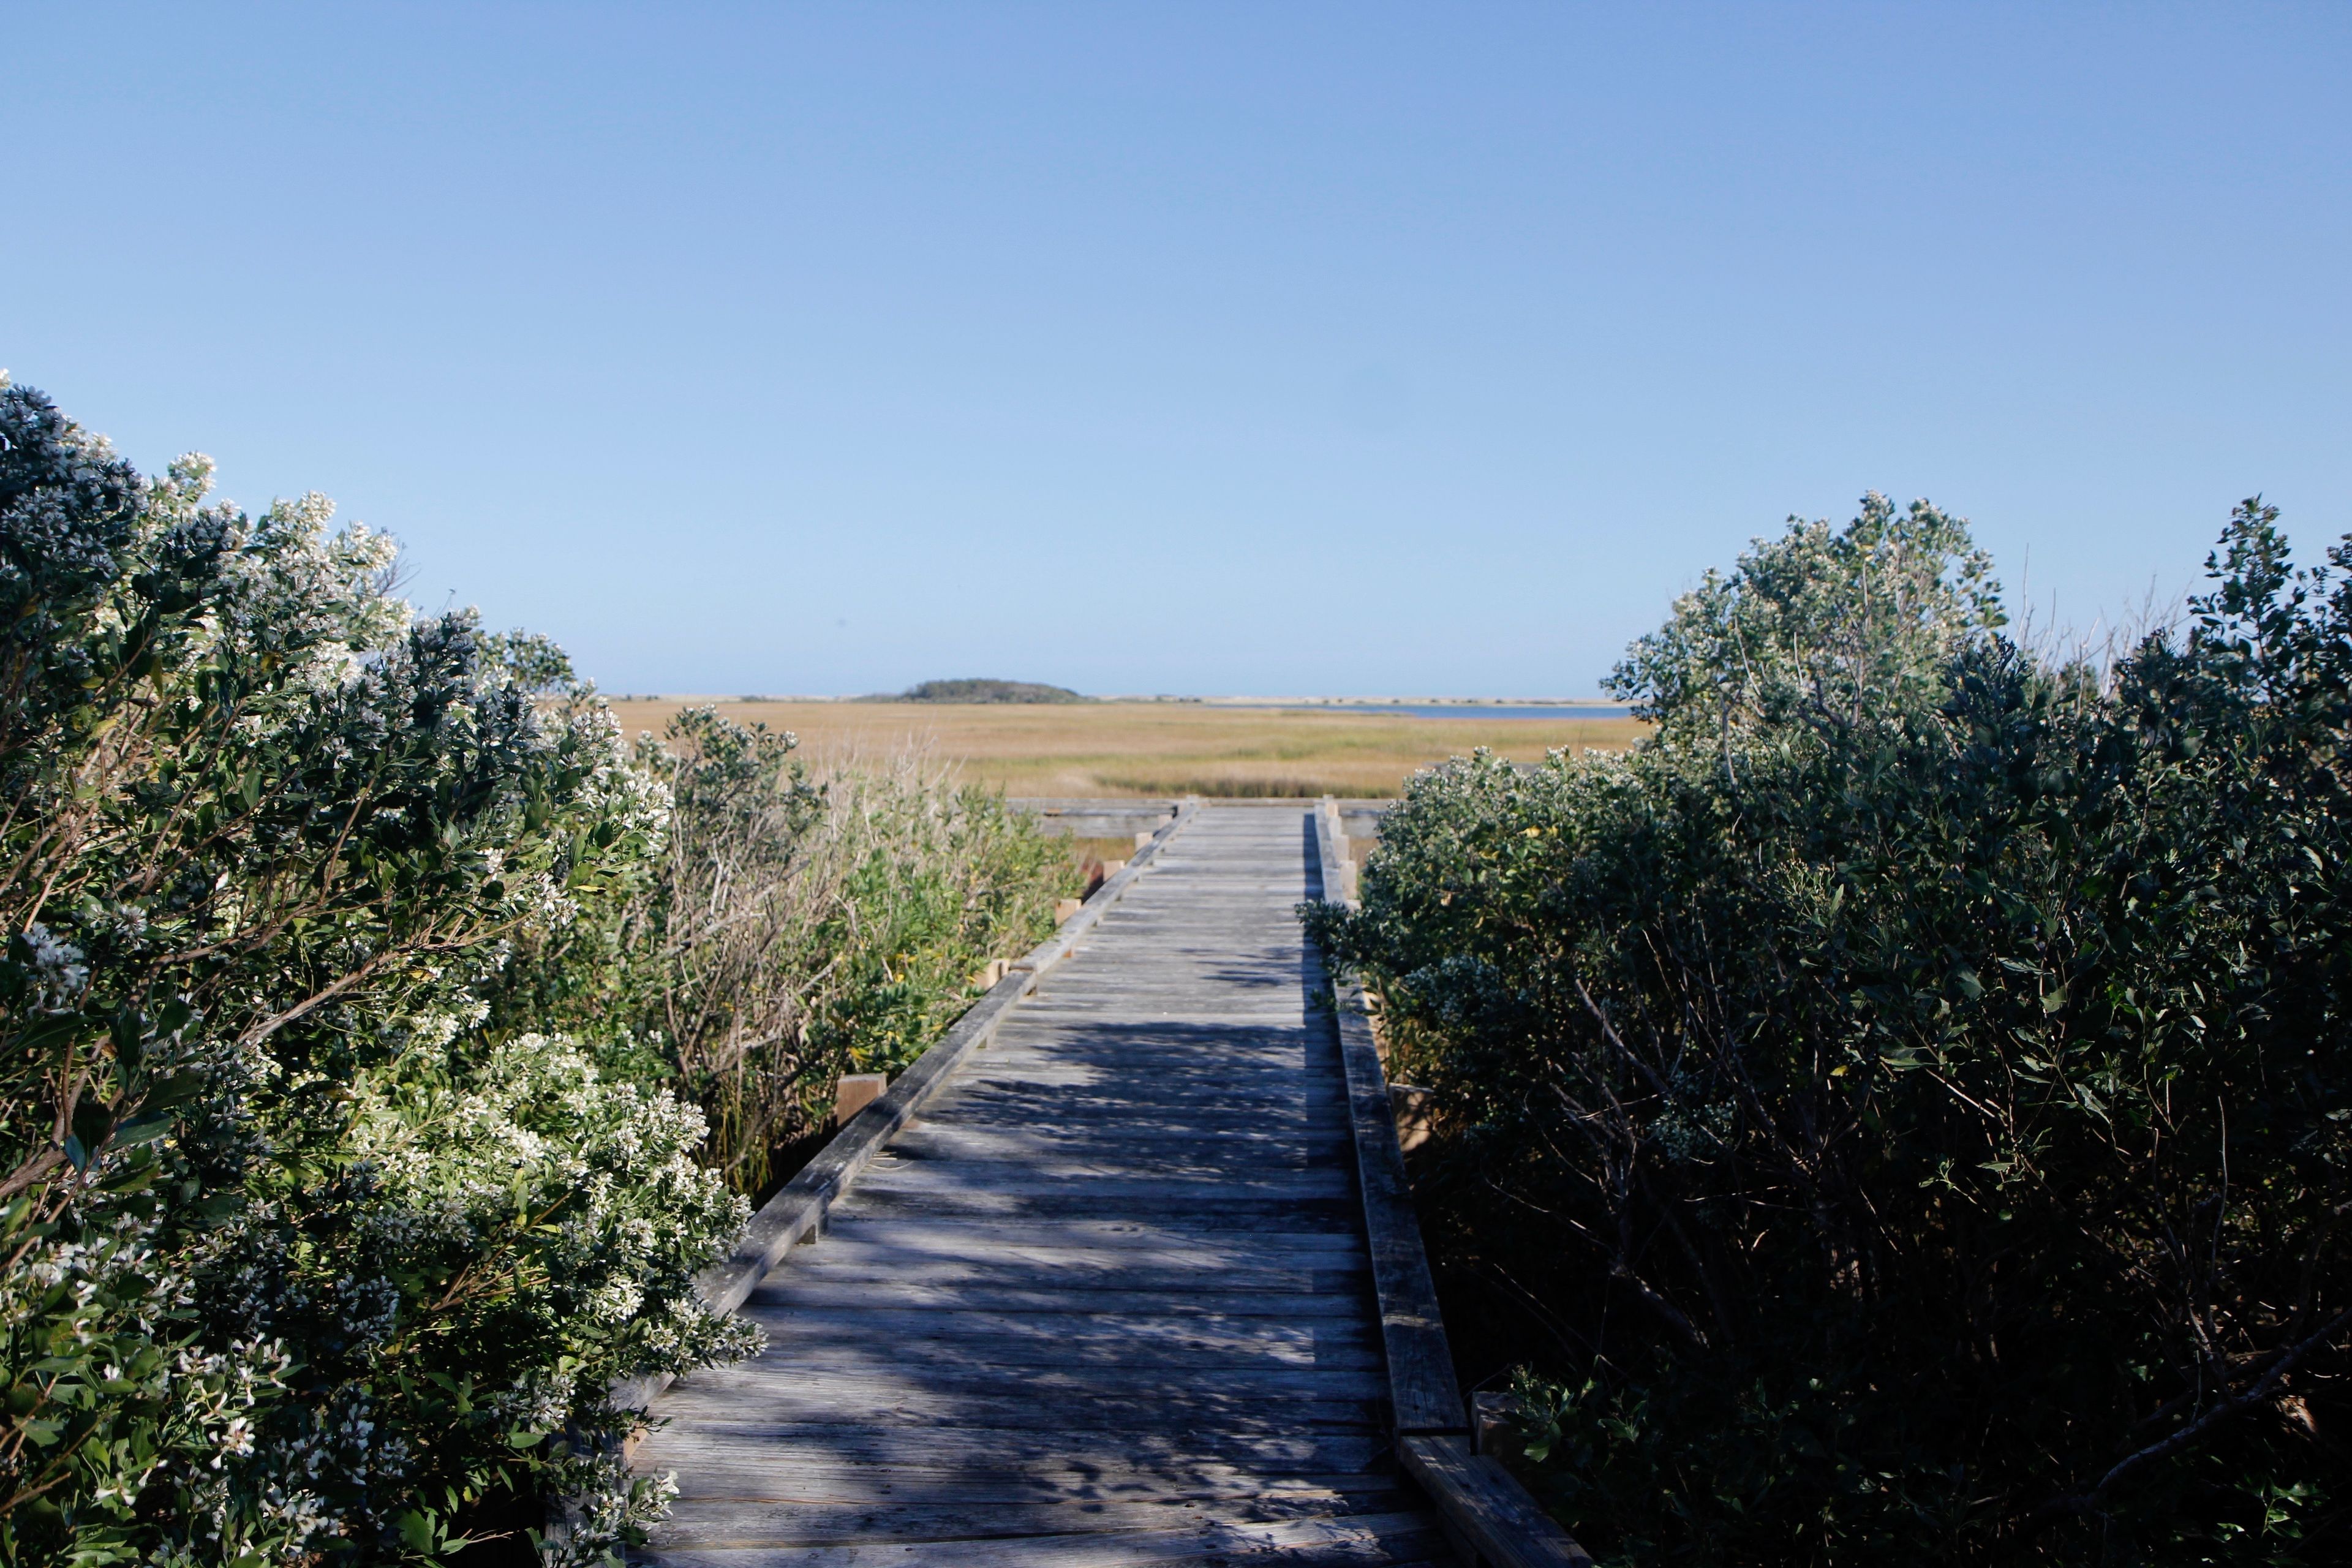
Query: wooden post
1472,1392,1523,1461
1134,829,1155,851
834,1072,887,1126
1053,897,1082,924
1390,1083,1436,1152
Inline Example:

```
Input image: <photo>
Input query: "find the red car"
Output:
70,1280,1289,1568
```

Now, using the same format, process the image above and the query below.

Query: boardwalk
633,803,1455,1566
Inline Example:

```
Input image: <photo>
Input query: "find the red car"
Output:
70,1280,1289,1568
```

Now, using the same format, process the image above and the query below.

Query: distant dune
865,679,1086,704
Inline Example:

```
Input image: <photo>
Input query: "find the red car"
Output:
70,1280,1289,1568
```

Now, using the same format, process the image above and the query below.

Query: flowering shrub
0,381,750,1564
3,377,1074,1562
1311,497,2352,1562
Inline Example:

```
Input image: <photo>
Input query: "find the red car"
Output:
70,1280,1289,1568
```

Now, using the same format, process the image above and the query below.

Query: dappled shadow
628,806,1441,1561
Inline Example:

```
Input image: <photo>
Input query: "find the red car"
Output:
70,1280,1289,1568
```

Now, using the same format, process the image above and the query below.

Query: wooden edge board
1398,1438,1593,1568
608,798,1202,1412
1012,799,1202,976
1316,798,1596,1568
643,1508,1445,1568
1313,799,1463,1436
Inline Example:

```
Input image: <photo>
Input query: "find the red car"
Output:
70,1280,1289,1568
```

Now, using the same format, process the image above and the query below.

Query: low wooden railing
1314,797,1595,1568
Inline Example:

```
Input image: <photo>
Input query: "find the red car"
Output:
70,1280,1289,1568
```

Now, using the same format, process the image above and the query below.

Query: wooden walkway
633,803,1456,1566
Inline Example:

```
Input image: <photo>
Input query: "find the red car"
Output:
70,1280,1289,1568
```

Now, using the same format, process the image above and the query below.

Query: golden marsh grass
600,699,1646,798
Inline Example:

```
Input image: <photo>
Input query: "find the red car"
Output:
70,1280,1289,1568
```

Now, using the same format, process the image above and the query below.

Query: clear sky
7,4,2348,697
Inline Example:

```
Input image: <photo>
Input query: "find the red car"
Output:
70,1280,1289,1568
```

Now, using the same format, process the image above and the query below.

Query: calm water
1236,703,1635,721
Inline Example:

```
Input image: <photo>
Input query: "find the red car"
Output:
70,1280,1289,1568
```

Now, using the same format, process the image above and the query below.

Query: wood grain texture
645,1509,1451,1568
1398,1439,1595,1568
630,804,1452,1563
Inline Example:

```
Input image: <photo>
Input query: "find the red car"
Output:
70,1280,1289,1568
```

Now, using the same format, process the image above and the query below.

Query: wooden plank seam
1314,797,1596,1568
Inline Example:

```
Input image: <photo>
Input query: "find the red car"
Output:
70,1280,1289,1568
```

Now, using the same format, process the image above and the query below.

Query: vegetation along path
631,803,1472,1566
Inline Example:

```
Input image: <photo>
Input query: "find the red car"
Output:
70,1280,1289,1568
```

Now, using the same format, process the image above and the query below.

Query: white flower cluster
17,921,90,1011
0,1216,326,1564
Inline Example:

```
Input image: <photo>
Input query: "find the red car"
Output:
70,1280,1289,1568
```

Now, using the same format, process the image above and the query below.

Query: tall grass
599,697,1647,797
501,709,1077,1196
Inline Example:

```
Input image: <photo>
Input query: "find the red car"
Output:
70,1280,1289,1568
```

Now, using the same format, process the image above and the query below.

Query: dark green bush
1310,495,2352,1563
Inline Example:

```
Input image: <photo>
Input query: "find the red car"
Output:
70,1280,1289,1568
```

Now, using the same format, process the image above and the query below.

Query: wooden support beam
1401,1436,1594,1568
1389,1083,1436,1153
1472,1392,1523,1461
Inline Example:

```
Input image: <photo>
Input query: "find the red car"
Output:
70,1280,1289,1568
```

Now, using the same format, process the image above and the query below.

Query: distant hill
886,679,1087,704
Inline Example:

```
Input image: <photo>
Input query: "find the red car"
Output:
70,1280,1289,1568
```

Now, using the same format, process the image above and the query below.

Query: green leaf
394,1508,437,1553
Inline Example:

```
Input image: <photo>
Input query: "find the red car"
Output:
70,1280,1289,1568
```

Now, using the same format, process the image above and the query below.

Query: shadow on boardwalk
629,804,1451,1567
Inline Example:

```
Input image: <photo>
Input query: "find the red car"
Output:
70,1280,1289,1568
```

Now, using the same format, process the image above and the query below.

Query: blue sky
8,3,2348,696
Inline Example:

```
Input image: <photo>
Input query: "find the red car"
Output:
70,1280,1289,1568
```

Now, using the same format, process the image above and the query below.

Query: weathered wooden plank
644,1424,1393,1480
886,1124,1350,1167
726,1328,1382,1374
747,1280,1371,1319
643,1387,1384,1437
642,1508,1450,1568
656,1358,1389,1406
733,1302,1375,1343
630,806,1454,1566
913,1096,1340,1128
654,1466,1401,1507
1397,1436,1594,1568
914,1104,1341,1132
900,1109,1343,1142
878,1138,1348,1167
726,1315,1382,1371
848,1169,1357,1202
960,1050,1333,1074
644,1436,1401,1483
940,1058,1335,1083
783,1245,1360,1280
824,1190,1360,1231
899,1112,1340,1139
803,1216,1368,1253
780,1259,1364,1293
649,1491,1403,1548
778,1251,1366,1295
